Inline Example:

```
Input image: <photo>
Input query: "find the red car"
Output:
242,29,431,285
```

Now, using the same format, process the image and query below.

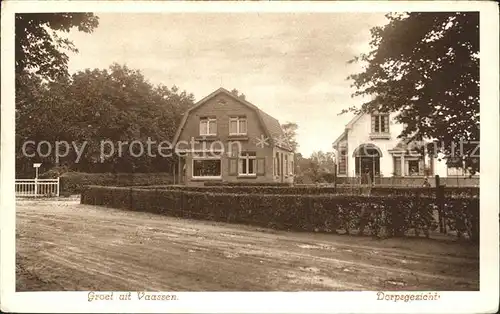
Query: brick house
332,110,479,185
172,88,294,185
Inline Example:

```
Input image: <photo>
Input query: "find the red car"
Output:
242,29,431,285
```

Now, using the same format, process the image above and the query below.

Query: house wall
345,112,403,177
182,148,276,186
272,147,295,184
339,112,453,178
176,93,282,185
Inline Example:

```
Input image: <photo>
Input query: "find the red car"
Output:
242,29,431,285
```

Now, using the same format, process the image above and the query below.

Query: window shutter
228,158,237,176
371,115,376,133
256,158,265,175
384,115,389,133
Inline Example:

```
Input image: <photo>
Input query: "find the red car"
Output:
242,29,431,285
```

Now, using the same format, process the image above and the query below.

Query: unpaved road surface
16,198,479,291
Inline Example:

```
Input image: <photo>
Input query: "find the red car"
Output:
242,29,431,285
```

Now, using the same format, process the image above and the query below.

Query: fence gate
15,178,60,197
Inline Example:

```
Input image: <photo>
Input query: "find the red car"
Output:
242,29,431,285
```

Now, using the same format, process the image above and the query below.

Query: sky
66,12,389,157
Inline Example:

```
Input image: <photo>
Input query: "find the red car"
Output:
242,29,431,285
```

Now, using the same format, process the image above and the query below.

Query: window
239,152,256,176
338,148,347,175
372,113,389,133
229,117,247,135
200,117,217,136
192,153,221,178
408,160,420,176
192,159,221,178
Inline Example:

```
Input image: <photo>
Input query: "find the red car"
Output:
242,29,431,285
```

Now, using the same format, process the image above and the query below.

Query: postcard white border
1,1,499,313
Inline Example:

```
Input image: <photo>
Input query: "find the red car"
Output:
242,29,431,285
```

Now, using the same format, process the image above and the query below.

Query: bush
320,173,336,183
39,165,73,179
60,172,173,194
336,186,478,198
203,181,292,187
134,185,338,195
81,186,479,241
133,184,478,198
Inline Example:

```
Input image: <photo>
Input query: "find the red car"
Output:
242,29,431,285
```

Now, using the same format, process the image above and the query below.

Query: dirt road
16,198,479,291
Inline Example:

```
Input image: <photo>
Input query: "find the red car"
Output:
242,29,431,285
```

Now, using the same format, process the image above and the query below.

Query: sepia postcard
1,0,499,313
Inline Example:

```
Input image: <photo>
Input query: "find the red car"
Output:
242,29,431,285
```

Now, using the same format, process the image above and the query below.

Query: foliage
281,122,299,152
203,181,291,187
136,184,478,198
15,13,99,80
346,12,479,174
15,64,195,176
295,150,336,183
81,186,479,241
59,172,174,194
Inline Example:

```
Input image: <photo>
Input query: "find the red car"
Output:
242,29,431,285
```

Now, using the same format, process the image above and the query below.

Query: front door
360,157,374,182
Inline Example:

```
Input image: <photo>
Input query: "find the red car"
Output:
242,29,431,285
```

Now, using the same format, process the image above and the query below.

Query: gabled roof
345,112,365,130
332,111,364,149
332,131,346,148
172,88,292,151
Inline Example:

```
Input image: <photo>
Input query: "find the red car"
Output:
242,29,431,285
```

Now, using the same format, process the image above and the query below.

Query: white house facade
331,111,477,185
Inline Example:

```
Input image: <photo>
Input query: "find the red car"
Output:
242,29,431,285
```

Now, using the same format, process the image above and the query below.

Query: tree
346,12,479,174
293,151,336,183
310,151,336,174
281,122,299,152
15,13,99,80
15,64,195,175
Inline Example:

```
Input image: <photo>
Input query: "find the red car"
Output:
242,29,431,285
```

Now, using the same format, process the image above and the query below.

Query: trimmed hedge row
60,172,174,194
81,186,479,241
130,185,479,198
203,181,292,187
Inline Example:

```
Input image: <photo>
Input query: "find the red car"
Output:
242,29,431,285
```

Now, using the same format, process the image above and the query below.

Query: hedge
130,185,479,198
203,181,292,187
81,186,479,242
59,172,174,194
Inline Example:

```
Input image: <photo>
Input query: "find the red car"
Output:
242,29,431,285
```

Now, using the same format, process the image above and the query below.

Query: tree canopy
346,12,479,173
294,151,336,184
281,122,299,152
15,13,99,80
16,64,195,175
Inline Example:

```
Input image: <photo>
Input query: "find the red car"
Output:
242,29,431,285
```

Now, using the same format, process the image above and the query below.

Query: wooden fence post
435,175,446,234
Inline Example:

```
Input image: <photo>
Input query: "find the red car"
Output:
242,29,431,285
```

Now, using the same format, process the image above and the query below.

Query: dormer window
229,116,247,135
200,117,217,136
372,113,389,133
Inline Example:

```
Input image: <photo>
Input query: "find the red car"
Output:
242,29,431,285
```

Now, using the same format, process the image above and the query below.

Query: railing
15,178,60,197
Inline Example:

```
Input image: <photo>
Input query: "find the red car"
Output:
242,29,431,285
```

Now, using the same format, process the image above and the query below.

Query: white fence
15,178,60,197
